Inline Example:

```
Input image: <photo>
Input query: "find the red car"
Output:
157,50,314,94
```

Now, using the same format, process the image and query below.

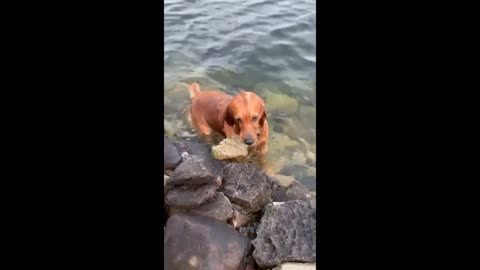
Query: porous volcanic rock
220,162,273,212
253,200,316,268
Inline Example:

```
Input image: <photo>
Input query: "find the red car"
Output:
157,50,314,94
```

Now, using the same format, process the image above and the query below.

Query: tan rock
212,136,249,160
273,174,296,187
273,263,317,270
164,174,169,188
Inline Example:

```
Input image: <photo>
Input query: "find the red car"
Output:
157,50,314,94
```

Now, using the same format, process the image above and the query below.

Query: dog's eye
252,116,258,121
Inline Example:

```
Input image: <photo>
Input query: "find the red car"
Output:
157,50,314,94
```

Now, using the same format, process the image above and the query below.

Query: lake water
164,0,316,190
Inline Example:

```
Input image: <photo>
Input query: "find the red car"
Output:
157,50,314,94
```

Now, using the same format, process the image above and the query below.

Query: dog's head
225,91,267,146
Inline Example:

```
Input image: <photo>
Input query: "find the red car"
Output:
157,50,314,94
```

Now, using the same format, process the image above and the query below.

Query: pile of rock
164,136,316,269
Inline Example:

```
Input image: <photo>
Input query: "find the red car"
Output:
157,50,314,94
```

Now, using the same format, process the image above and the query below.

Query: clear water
164,0,316,190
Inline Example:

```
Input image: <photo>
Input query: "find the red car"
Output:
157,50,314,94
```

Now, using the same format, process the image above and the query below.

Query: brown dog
187,82,269,158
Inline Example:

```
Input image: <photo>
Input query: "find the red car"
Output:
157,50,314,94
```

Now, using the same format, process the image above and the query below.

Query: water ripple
165,0,315,78
165,0,316,187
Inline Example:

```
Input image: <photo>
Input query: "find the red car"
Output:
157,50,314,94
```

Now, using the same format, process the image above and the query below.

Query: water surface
164,0,316,190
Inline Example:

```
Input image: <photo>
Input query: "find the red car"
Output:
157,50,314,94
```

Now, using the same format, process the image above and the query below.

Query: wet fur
187,83,269,157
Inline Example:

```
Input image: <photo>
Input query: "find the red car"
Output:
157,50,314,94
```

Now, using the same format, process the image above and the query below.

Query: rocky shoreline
164,136,316,270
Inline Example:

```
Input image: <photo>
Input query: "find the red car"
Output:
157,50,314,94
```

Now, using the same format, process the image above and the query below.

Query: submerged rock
263,132,304,173
253,200,316,268
279,165,307,178
264,92,299,116
164,119,175,137
207,68,255,91
212,136,248,160
169,192,233,223
279,165,317,186
164,137,182,170
291,151,307,165
298,105,316,128
305,151,316,166
273,116,316,147
221,163,273,212
167,155,223,187
164,213,251,270
167,82,190,99
164,118,194,138
254,80,295,98
268,132,300,153
299,176,316,191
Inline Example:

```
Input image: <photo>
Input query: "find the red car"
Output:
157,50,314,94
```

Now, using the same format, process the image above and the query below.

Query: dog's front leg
223,122,237,138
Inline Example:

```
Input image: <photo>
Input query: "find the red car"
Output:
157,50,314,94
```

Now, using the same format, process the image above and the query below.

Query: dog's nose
244,137,255,145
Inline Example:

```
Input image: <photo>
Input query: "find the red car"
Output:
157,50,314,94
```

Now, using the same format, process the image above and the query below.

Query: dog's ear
259,107,267,127
225,107,235,126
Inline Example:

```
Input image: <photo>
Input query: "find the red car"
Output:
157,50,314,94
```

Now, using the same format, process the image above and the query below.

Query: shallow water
164,0,316,190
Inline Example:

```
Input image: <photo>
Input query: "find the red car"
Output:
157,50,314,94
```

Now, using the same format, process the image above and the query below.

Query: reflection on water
164,0,316,190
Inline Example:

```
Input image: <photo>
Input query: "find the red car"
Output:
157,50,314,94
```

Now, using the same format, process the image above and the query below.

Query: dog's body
187,83,269,158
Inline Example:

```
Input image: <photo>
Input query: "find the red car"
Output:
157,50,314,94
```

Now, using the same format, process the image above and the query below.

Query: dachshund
187,82,269,158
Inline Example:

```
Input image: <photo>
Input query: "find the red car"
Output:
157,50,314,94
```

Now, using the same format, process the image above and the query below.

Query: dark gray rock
270,180,316,209
220,163,273,212
238,222,259,241
169,192,233,223
253,200,316,268
244,255,257,270
164,213,251,270
308,195,316,209
164,137,182,170
285,181,310,201
271,184,288,202
167,155,223,187
285,181,317,208
165,184,218,209
174,138,212,157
